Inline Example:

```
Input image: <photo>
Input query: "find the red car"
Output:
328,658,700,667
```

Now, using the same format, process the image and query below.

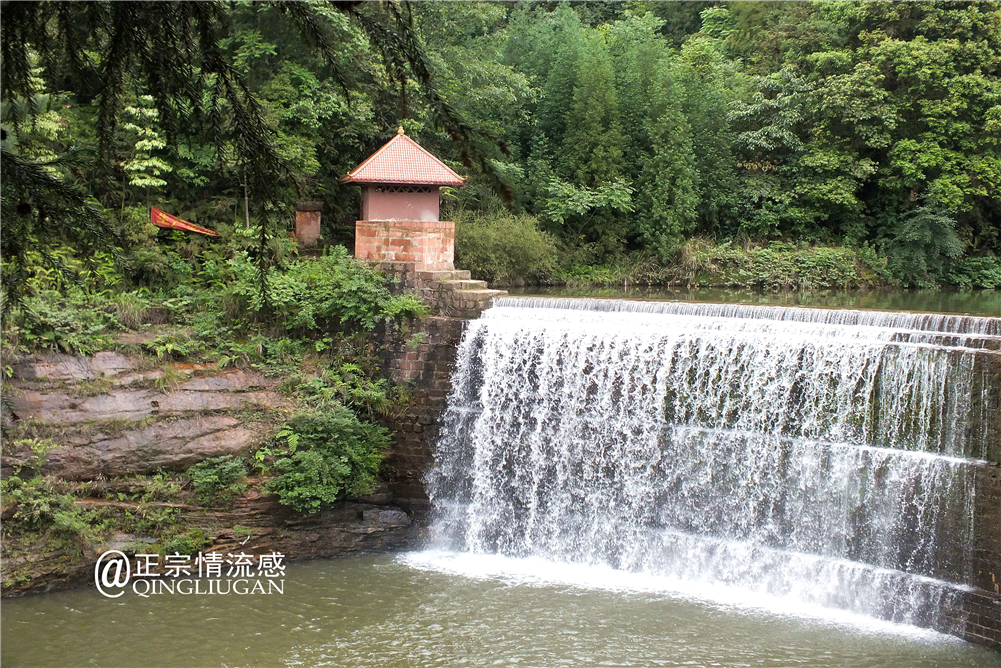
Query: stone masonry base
355,220,455,270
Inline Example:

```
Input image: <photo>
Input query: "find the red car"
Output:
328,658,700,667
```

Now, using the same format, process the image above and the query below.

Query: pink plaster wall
361,188,439,222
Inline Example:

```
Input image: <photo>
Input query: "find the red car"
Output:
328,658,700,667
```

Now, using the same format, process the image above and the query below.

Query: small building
294,201,322,247
342,127,465,271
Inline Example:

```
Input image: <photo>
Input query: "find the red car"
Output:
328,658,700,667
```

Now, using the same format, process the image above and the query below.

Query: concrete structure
343,128,465,270
295,201,322,247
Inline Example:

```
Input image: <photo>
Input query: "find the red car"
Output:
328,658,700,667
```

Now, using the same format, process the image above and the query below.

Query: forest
3,0,1000,295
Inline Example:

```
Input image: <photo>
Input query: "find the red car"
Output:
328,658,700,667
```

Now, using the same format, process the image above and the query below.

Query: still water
3,553,998,668
508,286,1001,316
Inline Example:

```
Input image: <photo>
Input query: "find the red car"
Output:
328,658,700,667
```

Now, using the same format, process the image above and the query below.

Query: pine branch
0,147,122,307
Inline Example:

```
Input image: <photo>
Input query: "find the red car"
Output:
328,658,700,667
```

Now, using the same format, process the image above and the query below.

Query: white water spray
426,299,1001,633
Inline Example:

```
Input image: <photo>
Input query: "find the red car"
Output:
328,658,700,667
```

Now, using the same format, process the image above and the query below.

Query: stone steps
416,269,471,282
446,288,508,318
378,263,505,318
440,279,490,291
453,288,507,301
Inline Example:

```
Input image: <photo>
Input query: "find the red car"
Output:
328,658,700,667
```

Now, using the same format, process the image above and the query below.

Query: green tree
887,199,964,287
412,2,534,211
559,30,626,188
724,0,1001,267
120,95,172,194
676,35,740,234
1,1,499,306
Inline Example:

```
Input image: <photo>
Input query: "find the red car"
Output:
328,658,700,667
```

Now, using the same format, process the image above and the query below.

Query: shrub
143,330,205,360
20,288,119,354
454,211,558,285
886,201,964,287
947,255,1001,289
109,290,153,329
223,245,427,333
264,407,388,513
188,456,248,505
164,528,209,555
665,238,891,289
281,363,391,417
0,475,103,543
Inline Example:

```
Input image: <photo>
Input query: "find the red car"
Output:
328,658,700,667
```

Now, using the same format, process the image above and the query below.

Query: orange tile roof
342,129,466,186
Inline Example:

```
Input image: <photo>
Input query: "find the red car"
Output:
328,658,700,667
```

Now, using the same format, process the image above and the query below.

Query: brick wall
379,316,467,511
374,263,502,511
961,352,1001,649
972,351,1001,464
958,462,1001,647
295,202,322,247
959,589,1001,647
355,220,454,270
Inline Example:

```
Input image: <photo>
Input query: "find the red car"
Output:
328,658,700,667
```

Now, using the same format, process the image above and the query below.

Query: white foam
425,299,985,638
398,550,959,643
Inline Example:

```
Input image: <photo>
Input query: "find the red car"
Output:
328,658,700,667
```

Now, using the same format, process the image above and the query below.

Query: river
3,554,999,667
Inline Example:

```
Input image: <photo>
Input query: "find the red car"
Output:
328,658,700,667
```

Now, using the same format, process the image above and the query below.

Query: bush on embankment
1,233,425,548
454,211,559,286
661,238,892,290
455,225,897,290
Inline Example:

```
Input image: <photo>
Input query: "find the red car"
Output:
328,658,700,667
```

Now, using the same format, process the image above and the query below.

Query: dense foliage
1,3,998,591
0,0,503,307
188,456,249,506
263,407,389,513
447,0,1000,288
3,1,999,291
0,226,423,520
454,211,559,285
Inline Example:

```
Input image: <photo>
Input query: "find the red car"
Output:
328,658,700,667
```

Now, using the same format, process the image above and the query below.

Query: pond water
507,286,1001,316
5,294,999,666
2,553,999,668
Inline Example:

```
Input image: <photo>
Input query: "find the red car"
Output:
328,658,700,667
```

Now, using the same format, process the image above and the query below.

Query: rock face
2,498,417,597
2,351,422,599
11,370,282,425
12,352,135,382
38,417,257,479
5,355,287,480
185,496,416,562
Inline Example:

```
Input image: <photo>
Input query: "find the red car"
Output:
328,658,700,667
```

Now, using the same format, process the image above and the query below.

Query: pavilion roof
342,128,466,186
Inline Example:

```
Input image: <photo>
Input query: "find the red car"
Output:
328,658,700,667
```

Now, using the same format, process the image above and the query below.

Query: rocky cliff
1,351,417,597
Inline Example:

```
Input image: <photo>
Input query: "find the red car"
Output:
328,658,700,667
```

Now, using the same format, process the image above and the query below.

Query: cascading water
425,298,1001,634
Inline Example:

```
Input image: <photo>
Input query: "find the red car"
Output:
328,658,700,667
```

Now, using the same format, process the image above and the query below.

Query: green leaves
121,95,172,189
219,244,427,334
0,475,103,541
188,456,248,506
264,407,388,514
454,211,558,285
541,178,636,230
887,199,964,287
3,0,1000,297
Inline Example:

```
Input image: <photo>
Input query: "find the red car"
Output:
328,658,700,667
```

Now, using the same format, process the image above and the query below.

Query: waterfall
426,298,1001,633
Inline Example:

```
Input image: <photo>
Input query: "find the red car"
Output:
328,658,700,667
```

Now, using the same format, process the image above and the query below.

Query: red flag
150,207,220,237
